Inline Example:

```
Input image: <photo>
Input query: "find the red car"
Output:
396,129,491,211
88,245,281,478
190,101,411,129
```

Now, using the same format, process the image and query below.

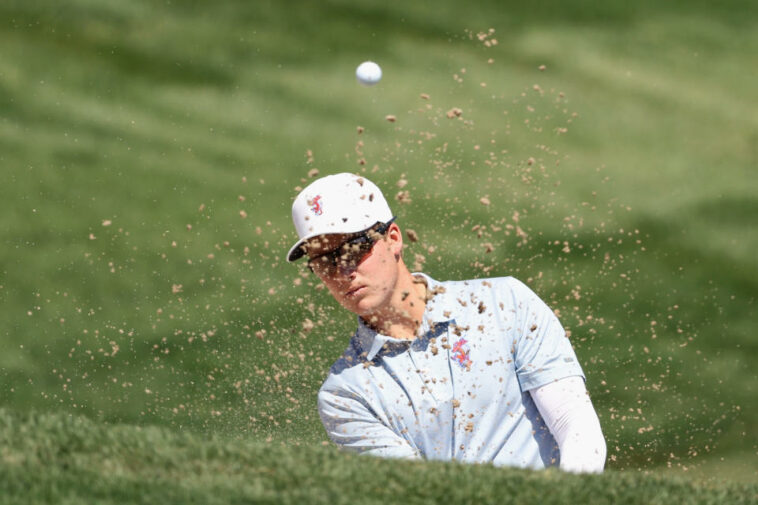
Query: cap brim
286,239,308,262
286,230,342,263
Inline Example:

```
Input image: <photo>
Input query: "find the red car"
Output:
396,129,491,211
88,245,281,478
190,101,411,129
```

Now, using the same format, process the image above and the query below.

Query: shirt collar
354,273,453,361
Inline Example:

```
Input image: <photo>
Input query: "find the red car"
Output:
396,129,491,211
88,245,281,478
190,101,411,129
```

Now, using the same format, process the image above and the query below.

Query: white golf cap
286,173,394,262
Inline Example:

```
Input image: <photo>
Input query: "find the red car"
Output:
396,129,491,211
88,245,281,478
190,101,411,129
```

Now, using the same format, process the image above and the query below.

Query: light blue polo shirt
317,274,585,469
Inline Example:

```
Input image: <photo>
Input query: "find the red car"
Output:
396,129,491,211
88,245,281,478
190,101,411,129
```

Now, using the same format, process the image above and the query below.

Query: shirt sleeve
318,385,422,460
505,277,585,391
530,376,607,473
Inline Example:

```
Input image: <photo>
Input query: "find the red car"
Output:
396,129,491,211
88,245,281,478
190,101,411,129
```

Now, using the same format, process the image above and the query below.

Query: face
305,223,402,319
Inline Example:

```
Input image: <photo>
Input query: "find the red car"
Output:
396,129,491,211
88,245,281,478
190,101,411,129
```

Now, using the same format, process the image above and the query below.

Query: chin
345,297,379,319
353,301,377,318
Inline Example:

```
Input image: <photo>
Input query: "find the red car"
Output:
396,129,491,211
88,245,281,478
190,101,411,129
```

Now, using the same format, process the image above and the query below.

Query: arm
318,387,422,460
530,375,607,473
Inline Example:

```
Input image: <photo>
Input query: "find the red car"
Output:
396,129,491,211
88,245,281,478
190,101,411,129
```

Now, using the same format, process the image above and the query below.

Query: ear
385,223,404,257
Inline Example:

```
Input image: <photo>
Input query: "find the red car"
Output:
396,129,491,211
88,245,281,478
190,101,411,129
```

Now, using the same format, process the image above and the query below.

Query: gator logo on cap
310,195,323,215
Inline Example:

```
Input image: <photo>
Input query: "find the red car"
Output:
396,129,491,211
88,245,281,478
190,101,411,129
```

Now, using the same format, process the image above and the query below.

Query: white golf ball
356,61,382,86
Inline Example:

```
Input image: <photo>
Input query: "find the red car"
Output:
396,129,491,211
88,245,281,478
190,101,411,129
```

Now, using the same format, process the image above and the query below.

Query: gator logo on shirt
310,195,324,215
452,338,472,370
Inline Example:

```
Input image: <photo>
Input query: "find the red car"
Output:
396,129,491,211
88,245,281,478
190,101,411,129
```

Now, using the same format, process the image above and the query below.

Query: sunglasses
307,218,396,276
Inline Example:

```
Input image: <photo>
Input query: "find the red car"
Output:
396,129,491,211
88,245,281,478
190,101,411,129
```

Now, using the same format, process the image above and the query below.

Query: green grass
1,409,755,505
0,0,757,498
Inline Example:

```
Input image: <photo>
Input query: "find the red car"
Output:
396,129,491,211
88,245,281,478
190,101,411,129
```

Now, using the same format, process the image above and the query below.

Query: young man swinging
286,173,606,472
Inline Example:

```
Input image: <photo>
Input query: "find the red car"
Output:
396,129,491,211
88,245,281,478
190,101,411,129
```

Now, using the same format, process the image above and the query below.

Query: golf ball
356,61,382,86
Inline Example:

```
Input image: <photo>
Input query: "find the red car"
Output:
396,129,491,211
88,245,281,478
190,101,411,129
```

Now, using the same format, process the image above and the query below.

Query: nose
336,262,358,278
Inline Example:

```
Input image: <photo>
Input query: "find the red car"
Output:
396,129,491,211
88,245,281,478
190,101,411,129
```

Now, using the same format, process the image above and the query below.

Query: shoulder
424,274,528,302
474,276,545,302
328,335,366,376
318,351,375,412
422,275,534,321
437,275,523,289
417,272,520,297
435,275,528,300
320,332,369,395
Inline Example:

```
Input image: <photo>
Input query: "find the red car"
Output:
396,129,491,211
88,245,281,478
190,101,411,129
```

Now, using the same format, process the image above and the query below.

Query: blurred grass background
1,0,756,488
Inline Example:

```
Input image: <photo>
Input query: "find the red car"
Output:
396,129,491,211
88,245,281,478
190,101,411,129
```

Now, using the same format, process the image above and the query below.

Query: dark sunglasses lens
346,239,375,264
310,238,372,274
307,220,393,275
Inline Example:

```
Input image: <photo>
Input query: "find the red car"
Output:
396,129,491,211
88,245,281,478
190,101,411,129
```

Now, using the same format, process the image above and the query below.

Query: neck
363,266,427,341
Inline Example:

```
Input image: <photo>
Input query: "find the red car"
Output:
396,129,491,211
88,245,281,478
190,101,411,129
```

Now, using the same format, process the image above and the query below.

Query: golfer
286,173,606,472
